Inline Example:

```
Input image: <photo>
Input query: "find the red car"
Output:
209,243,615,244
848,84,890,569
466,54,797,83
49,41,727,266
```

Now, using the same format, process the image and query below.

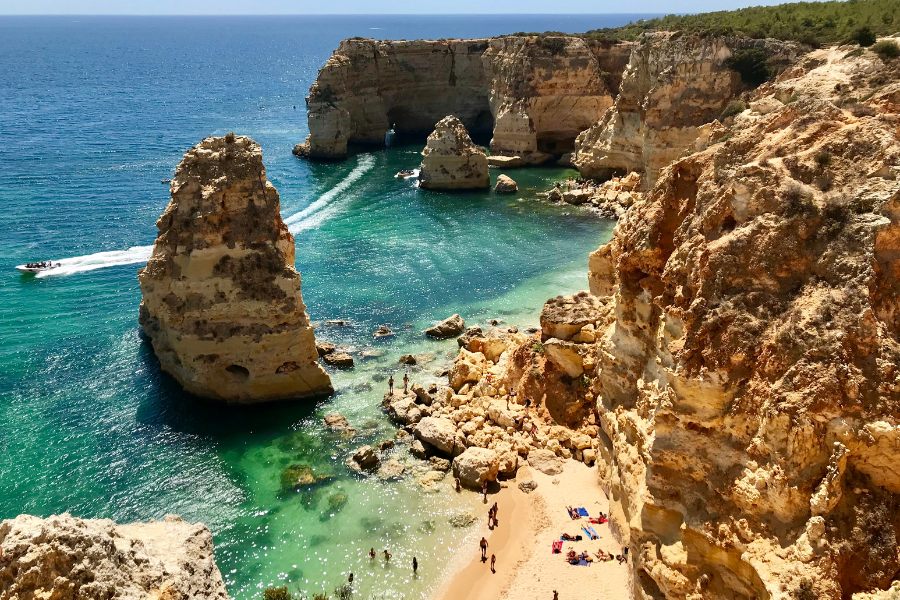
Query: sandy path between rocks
435,460,629,600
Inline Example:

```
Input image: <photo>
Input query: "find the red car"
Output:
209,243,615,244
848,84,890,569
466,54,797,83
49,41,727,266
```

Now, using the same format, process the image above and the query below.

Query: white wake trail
285,154,375,234
35,245,154,278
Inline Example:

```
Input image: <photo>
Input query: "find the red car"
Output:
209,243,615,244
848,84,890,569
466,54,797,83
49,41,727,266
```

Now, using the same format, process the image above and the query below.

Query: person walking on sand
482,480,488,503
491,501,498,525
413,557,418,573
455,477,461,492
480,537,488,561
403,373,409,393
553,591,559,600
388,375,394,394
490,554,496,573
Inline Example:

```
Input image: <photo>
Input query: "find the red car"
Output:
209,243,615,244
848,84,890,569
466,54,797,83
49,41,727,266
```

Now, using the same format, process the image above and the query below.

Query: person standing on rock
480,537,488,561
403,373,409,393
389,375,394,394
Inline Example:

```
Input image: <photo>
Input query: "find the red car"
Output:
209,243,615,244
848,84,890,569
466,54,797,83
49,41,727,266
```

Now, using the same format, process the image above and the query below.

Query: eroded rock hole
225,364,250,380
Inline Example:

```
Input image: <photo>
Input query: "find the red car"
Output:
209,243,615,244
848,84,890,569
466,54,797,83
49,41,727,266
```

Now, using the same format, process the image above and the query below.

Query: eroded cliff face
138,134,332,403
573,33,804,188
0,513,229,600
484,37,629,156
300,36,630,160
587,44,900,600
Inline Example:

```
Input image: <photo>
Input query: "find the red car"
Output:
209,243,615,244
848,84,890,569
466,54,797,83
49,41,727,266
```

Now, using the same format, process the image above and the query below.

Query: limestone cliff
300,36,630,160
138,134,332,403
585,43,900,600
419,116,489,189
573,33,804,187
0,513,229,600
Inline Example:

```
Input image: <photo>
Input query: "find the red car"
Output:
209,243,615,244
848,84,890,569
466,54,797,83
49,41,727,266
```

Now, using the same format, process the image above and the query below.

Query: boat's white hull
16,265,57,274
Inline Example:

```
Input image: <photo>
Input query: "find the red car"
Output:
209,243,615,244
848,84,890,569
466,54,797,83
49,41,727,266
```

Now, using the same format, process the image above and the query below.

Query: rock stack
138,134,333,403
419,116,490,190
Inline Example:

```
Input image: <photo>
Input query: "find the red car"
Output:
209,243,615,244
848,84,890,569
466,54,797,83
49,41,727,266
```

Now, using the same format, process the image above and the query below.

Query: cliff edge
0,513,229,600
138,134,332,403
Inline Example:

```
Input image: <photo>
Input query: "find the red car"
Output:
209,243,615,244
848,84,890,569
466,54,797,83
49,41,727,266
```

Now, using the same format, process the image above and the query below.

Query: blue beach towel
577,507,589,517
588,525,599,538
582,526,593,539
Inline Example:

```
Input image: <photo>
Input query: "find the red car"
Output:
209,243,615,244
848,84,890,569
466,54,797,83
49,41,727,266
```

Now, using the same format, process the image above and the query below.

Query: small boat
396,169,416,178
16,261,60,274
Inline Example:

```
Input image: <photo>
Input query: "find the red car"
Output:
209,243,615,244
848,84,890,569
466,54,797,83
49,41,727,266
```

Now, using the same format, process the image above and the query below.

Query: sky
0,0,789,15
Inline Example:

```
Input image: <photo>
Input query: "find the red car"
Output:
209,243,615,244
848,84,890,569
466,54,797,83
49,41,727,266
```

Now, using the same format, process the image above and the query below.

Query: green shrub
720,100,747,121
854,26,877,46
873,39,900,59
536,36,567,55
264,587,292,600
724,47,771,87
532,342,545,354
791,578,816,600
814,151,833,168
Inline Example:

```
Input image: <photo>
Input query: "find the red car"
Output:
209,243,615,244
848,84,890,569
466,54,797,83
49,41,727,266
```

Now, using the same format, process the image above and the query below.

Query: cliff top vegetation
508,0,898,48
586,0,900,46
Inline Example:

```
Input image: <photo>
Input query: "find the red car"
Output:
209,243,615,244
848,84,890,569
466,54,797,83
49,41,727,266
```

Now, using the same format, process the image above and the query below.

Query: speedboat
396,169,416,178
16,261,60,274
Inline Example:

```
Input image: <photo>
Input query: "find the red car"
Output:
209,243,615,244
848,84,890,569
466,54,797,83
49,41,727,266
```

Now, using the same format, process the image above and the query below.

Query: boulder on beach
457,325,484,347
452,447,500,488
494,174,518,194
383,392,423,425
527,449,564,475
487,155,525,168
425,314,466,338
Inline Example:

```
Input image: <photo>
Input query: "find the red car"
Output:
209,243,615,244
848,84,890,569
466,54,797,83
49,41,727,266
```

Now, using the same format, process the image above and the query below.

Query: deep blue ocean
0,14,640,599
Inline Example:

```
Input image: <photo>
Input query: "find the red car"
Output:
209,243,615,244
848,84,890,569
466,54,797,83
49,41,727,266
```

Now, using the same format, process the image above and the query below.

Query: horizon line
0,12,667,16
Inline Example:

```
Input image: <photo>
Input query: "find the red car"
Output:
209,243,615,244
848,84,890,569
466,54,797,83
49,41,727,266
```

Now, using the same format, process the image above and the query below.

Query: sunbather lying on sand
560,533,582,541
566,506,581,520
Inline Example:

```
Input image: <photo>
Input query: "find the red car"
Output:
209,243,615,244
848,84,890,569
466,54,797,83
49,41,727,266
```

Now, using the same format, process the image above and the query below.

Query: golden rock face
138,135,332,403
588,43,900,600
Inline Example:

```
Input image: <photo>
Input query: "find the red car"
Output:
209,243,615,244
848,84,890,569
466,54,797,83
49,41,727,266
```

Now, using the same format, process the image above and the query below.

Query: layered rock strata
573,33,804,187
0,513,229,600
419,117,489,189
300,36,630,160
138,134,333,403
585,44,900,600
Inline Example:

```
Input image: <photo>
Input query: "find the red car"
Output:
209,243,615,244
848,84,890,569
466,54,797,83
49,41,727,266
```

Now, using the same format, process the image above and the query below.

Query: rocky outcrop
494,174,517,193
586,44,900,600
419,116,489,189
0,513,228,600
301,36,630,160
138,135,332,403
425,313,467,338
573,33,805,187
452,447,499,488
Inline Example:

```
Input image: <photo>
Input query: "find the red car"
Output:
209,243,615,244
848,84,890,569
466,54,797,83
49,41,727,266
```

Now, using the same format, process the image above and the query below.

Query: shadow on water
133,336,330,440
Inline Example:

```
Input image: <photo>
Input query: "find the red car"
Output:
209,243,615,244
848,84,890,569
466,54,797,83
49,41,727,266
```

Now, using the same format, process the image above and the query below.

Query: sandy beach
435,460,629,600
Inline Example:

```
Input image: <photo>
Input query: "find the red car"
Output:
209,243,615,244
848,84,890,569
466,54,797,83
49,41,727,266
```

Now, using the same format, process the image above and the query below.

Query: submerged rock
419,116,489,190
0,513,228,600
377,459,406,480
137,134,332,403
281,464,333,492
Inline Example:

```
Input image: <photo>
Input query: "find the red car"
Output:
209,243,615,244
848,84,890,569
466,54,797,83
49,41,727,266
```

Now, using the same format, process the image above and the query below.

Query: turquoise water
0,15,626,599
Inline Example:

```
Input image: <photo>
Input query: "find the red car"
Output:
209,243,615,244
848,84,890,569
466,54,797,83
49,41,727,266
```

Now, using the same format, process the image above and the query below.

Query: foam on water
285,154,376,233
35,245,154,278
